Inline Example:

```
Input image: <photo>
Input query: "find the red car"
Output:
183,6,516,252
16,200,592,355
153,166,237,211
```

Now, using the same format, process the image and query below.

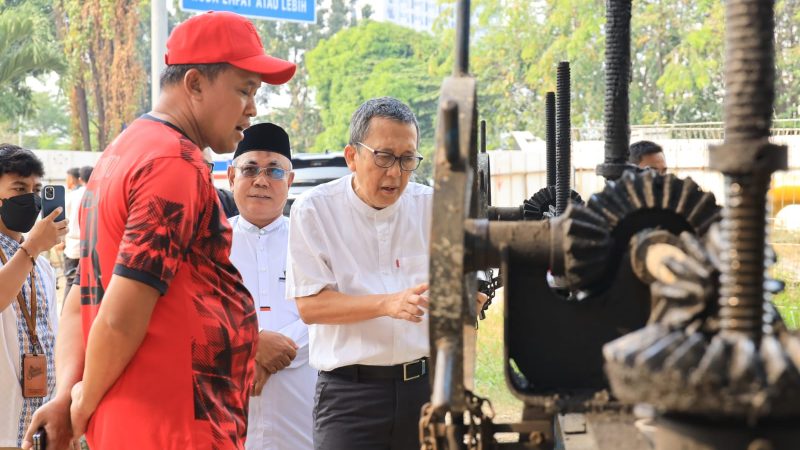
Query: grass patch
474,292,523,422
771,239,800,329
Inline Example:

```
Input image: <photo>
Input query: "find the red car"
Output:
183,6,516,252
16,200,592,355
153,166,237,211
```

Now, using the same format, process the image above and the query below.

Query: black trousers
313,370,431,450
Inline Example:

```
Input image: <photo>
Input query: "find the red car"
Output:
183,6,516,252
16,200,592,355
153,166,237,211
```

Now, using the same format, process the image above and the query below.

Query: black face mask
0,193,42,233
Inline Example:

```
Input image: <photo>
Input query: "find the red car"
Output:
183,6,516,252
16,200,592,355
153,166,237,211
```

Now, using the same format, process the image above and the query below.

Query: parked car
284,152,350,215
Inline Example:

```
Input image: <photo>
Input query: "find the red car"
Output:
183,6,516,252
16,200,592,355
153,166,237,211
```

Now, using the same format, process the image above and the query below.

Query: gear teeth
686,191,719,226
664,332,706,376
588,172,719,240
604,324,670,365
689,334,730,388
634,330,687,371
696,209,723,236
588,184,630,226
679,231,716,269
560,204,612,289
640,170,659,208
729,336,763,389
662,174,684,210
521,186,583,220
781,334,800,374
620,171,645,209
761,334,800,388
675,177,703,217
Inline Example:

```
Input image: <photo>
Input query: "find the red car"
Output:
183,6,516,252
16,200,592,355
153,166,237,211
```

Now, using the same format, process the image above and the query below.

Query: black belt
323,357,428,382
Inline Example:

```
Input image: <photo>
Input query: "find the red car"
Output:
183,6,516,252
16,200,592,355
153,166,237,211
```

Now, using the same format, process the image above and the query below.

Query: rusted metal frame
487,206,523,221
429,87,477,415
654,416,800,450
464,219,553,271
476,120,491,220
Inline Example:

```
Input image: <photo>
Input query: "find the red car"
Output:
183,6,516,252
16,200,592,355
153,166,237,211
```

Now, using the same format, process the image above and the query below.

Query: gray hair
160,63,231,88
348,97,419,146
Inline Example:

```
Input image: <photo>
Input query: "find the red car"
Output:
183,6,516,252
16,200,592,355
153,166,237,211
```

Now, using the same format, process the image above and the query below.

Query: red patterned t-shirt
77,115,257,449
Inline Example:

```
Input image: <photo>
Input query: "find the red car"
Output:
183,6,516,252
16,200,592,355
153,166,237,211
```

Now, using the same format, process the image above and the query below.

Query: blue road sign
181,0,316,24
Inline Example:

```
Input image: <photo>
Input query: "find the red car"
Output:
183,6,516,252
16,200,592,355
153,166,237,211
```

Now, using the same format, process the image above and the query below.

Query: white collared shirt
286,174,433,371
228,215,315,450
0,233,58,446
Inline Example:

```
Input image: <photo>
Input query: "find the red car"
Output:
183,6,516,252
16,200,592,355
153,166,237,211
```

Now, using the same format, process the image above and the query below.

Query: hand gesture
26,208,68,254
383,283,429,323
21,396,74,450
250,363,271,397
255,331,298,374
476,292,489,311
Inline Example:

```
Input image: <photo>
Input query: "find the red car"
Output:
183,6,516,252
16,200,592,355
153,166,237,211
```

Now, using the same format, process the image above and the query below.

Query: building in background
355,0,447,32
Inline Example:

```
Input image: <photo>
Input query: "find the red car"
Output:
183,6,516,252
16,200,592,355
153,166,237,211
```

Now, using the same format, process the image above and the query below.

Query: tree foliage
458,0,796,147
6,0,800,153
0,2,64,120
58,0,147,151
253,0,355,152
306,20,446,153
775,0,800,119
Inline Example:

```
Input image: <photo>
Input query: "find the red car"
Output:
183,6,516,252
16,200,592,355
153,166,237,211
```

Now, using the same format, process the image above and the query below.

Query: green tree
463,0,606,146
775,0,800,120
254,0,356,152
452,0,731,144
306,20,444,154
58,0,147,151
0,2,64,120
19,91,72,149
643,0,724,123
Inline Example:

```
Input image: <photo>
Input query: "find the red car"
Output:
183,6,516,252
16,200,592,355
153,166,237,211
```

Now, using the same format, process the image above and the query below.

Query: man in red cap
22,11,295,450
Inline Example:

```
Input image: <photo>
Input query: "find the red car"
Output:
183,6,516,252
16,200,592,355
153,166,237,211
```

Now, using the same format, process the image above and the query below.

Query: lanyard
0,245,40,353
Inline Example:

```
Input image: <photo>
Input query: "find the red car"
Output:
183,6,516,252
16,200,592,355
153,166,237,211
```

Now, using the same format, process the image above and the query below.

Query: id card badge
22,353,47,398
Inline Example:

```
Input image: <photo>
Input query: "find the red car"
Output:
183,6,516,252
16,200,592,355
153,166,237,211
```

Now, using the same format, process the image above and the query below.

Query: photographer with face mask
0,144,68,448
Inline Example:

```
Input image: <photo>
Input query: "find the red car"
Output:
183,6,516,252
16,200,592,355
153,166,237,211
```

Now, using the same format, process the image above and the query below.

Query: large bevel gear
559,204,611,289
557,170,722,291
604,225,800,420
522,186,584,220
588,170,721,238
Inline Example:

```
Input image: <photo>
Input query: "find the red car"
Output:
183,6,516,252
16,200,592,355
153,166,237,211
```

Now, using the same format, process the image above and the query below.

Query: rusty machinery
421,0,800,449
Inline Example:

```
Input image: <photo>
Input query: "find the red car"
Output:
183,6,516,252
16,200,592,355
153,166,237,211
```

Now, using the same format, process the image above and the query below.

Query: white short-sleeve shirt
229,215,316,450
286,174,433,371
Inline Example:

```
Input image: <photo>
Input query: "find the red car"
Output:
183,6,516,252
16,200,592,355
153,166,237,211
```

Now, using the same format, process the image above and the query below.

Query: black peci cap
234,122,291,160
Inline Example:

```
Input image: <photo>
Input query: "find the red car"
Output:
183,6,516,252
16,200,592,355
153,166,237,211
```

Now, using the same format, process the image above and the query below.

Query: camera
44,186,55,201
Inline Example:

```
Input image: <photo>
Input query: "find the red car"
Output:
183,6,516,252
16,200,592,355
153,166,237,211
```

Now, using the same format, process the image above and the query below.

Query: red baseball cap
165,11,296,85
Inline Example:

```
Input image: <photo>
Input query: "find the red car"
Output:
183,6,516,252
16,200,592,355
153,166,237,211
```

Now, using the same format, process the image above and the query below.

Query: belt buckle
403,359,424,381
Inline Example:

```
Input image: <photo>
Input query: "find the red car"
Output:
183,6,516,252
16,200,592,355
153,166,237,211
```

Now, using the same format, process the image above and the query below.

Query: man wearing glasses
287,97,432,450
227,123,316,450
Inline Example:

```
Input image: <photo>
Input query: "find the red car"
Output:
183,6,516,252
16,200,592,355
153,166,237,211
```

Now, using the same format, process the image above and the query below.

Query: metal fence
573,119,800,141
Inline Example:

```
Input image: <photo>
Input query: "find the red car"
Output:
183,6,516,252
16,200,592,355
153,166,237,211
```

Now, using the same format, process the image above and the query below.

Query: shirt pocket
398,254,429,287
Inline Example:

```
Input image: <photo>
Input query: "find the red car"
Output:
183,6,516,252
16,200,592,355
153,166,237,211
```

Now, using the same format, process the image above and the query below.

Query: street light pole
151,0,167,109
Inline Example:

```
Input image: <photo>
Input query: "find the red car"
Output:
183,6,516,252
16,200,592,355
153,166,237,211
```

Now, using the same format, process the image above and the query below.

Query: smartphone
41,185,65,222
32,427,47,450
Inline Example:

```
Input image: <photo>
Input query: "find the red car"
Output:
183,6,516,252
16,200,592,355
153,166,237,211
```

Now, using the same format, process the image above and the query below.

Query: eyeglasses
356,142,423,172
204,162,214,172
236,164,289,180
